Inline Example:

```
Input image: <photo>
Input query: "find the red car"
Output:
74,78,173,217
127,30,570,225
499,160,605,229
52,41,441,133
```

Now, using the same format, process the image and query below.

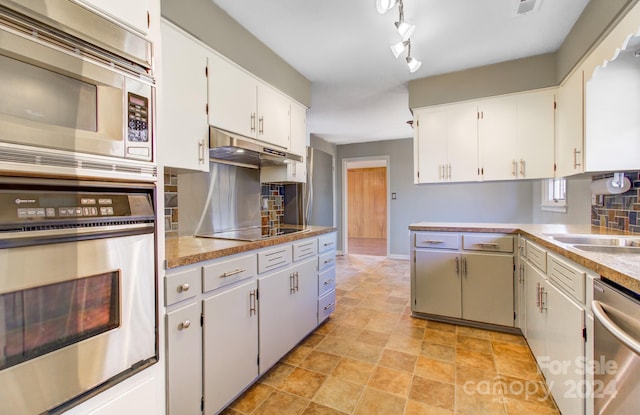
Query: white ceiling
212,0,590,145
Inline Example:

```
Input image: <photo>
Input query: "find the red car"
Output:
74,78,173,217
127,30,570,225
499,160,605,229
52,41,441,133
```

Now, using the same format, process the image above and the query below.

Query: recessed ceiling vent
513,0,542,16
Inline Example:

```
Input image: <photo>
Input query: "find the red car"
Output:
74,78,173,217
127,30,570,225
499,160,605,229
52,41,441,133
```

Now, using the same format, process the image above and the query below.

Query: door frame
342,156,390,256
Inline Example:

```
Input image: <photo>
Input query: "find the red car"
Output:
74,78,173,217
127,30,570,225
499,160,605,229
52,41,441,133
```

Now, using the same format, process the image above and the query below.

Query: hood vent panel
209,127,302,168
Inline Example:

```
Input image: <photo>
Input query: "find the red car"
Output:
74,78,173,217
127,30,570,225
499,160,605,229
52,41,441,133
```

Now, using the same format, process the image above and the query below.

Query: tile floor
223,255,560,415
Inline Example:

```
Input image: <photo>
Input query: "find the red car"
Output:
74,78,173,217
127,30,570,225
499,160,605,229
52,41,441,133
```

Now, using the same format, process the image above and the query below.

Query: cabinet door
160,21,209,171
259,266,297,373
257,84,291,149
166,302,202,415
479,96,517,181
414,251,461,317
545,282,585,415
556,70,584,177
292,258,320,340
524,262,547,366
76,0,150,35
462,253,514,326
290,102,307,158
414,108,448,183
446,103,480,182
516,90,556,179
203,279,258,414
208,53,258,139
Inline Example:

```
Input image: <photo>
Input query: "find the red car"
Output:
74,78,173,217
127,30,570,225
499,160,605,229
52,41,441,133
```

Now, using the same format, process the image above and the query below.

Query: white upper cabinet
74,0,150,35
208,53,259,140
515,89,556,179
414,103,478,183
160,20,209,172
556,69,584,177
478,96,517,181
290,102,308,158
208,53,292,150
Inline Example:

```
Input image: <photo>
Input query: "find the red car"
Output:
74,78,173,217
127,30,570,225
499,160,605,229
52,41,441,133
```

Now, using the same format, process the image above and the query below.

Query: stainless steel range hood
209,127,302,168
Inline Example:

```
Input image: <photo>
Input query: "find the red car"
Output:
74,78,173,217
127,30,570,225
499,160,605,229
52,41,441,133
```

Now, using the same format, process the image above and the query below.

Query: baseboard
388,254,410,260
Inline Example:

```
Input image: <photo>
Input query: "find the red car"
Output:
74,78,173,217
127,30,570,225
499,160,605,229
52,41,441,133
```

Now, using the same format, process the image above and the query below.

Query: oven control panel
0,189,154,225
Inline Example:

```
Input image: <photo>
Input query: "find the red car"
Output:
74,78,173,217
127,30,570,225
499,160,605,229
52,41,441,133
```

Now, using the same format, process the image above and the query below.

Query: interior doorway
344,158,389,256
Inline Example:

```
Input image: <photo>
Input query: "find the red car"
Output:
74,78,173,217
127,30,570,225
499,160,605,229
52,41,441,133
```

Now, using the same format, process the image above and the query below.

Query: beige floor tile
398,314,428,328
353,388,406,415
301,333,326,348
356,330,390,347
427,321,458,333
456,334,493,354
315,335,354,356
364,318,398,333
367,366,412,397
378,349,417,373
491,340,534,362
330,324,364,339
253,390,309,415
455,366,499,392
219,407,243,415
302,402,348,415
229,383,274,413
455,388,507,415
314,321,337,336
414,356,455,384
313,377,363,414
385,334,422,355
456,348,496,372
259,363,296,388
278,367,327,399
488,331,527,345
299,350,342,374
283,345,314,365
345,341,384,364
391,325,426,339
423,328,456,346
420,342,456,363
331,357,376,385
408,375,455,410
404,399,454,415
499,374,556,408
503,397,561,415
456,325,491,339
493,354,540,380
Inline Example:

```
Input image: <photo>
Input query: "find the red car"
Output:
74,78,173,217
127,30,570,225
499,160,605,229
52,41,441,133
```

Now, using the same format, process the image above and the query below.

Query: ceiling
212,0,590,145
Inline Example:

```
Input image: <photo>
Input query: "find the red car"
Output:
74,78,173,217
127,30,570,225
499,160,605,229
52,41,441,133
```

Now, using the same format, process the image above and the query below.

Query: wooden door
347,167,386,238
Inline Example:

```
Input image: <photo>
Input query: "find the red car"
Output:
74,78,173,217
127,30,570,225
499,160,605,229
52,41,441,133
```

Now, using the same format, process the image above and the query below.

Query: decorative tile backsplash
591,171,640,233
261,184,284,237
164,170,179,238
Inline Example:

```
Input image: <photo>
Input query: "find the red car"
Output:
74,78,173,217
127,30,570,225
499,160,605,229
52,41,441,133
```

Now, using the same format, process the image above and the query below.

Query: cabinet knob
179,320,191,330
178,283,190,293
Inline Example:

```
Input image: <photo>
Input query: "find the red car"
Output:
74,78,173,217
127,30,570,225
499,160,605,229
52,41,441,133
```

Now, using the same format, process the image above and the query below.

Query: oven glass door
0,232,156,414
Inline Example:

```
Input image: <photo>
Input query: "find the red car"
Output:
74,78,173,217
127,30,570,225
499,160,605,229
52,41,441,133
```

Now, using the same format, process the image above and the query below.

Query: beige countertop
409,222,640,294
165,226,336,269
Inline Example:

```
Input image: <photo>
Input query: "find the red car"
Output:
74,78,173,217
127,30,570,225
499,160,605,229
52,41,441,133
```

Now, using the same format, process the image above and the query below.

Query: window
541,178,567,212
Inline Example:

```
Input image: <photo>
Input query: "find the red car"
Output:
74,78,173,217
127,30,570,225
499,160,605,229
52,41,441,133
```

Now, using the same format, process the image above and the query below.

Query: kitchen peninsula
164,226,336,415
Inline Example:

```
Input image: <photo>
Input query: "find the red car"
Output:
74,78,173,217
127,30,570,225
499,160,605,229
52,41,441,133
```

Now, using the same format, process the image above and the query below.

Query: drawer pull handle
477,243,500,249
324,258,334,264
323,241,335,246
323,303,334,310
179,320,191,330
178,283,190,293
223,268,246,278
323,279,334,285
422,240,445,244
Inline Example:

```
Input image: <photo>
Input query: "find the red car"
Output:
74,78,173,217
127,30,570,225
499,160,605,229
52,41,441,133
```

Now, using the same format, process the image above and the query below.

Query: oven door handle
592,300,640,356
0,223,154,249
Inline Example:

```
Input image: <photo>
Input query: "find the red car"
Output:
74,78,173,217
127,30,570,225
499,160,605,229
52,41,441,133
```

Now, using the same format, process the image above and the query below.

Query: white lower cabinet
258,258,318,373
203,278,259,415
412,232,514,327
523,240,590,415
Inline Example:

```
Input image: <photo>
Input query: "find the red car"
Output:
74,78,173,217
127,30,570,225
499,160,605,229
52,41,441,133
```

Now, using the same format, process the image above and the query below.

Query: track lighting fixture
376,0,421,72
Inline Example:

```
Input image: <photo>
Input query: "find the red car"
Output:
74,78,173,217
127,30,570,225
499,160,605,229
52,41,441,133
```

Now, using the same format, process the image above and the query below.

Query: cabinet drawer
293,239,317,262
165,267,200,306
318,251,336,271
319,267,336,297
318,290,336,323
258,245,292,273
548,254,586,303
203,254,256,292
414,232,459,249
318,233,337,253
526,241,547,273
463,234,514,253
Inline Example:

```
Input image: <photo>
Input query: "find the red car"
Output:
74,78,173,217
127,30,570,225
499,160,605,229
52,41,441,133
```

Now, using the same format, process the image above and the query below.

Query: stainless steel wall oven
0,0,156,181
0,177,157,414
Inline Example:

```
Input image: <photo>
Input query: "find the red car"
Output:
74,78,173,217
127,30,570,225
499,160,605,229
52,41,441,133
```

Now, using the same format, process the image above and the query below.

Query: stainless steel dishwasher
592,279,640,414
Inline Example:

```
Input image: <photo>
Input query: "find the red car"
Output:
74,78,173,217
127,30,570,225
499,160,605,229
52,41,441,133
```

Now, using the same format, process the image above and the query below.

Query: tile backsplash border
591,171,640,233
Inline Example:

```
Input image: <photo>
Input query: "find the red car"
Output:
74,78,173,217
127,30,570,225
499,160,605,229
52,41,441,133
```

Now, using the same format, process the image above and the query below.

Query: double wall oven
0,1,158,414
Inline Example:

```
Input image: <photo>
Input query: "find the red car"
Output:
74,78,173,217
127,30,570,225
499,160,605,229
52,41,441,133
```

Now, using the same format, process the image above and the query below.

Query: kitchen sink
544,234,640,254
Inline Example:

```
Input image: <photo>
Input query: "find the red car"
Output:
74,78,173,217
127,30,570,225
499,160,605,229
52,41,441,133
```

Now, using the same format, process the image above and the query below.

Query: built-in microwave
0,1,156,180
